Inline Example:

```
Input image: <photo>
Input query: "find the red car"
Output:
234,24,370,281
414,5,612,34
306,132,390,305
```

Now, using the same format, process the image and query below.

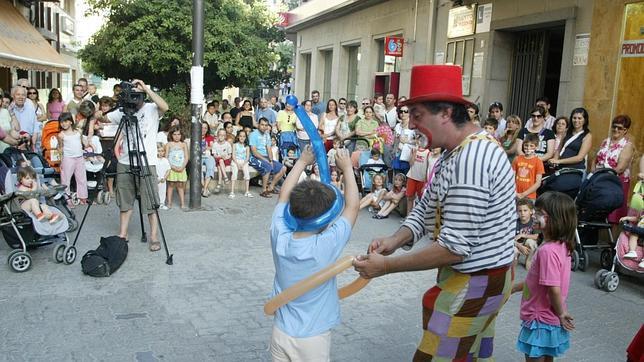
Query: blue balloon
282,95,345,231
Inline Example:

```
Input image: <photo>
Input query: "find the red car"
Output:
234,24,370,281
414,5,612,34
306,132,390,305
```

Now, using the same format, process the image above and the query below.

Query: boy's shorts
249,157,283,176
215,157,231,166
406,178,425,198
270,326,331,362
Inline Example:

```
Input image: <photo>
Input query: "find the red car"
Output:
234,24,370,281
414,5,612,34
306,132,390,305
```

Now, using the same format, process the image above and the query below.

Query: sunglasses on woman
611,124,626,131
399,109,409,114
28,92,37,95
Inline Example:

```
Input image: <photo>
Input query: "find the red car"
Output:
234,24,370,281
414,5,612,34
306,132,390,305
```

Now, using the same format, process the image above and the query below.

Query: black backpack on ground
81,236,128,277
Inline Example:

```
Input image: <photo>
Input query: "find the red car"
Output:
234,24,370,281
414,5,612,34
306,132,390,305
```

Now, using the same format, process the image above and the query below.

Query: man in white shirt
383,93,398,129
107,80,168,251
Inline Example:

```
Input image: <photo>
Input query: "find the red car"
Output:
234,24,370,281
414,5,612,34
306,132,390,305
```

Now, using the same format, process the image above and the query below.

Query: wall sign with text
385,36,404,57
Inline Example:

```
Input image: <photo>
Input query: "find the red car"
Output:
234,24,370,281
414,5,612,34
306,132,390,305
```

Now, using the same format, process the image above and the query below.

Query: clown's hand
353,254,387,279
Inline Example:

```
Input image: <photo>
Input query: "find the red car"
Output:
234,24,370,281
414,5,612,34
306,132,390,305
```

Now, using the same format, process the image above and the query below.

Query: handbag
630,181,643,212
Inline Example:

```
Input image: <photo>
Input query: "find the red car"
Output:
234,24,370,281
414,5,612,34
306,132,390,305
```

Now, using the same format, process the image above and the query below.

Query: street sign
384,36,404,57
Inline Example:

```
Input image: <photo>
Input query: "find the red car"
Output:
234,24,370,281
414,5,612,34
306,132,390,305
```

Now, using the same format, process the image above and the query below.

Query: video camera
117,81,146,114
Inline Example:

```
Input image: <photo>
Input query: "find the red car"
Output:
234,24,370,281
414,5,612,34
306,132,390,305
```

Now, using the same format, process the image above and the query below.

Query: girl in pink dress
46,88,65,121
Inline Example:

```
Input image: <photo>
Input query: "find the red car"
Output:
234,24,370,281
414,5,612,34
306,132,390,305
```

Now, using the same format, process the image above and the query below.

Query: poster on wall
472,52,484,78
476,3,492,33
435,51,445,64
573,33,590,66
447,6,476,38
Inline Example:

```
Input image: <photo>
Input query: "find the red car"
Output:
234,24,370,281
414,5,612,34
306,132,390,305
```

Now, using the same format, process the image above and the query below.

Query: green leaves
79,0,285,91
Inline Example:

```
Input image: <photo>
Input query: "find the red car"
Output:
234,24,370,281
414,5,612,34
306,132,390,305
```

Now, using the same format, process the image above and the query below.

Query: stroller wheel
67,218,79,232
96,191,104,205
103,191,111,205
71,193,80,206
600,249,613,269
52,244,66,263
571,250,579,271
7,249,23,264
602,272,619,292
63,246,77,265
579,250,589,272
594,269,609,289
9,251,31,272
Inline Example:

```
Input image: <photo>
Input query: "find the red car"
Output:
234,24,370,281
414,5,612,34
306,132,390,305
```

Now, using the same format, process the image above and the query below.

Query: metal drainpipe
427,0,439,64
413,0,419,42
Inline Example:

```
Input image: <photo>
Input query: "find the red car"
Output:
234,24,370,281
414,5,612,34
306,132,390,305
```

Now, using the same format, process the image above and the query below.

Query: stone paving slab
0,188,642,361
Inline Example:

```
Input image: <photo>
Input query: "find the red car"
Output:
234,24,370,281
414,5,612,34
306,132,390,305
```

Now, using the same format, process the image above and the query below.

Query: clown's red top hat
402,65,471,106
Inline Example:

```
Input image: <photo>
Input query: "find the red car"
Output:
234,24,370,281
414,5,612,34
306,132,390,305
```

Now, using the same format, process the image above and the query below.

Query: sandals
260,191,272,198
149,240,161,252
267,187,280,195
372,214,389,219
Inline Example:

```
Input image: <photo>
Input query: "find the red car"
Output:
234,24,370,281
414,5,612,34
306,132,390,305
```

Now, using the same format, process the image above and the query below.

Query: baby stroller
572,168,624,271
355,149,388,195
539,168,584,200
0,162,77,272
593,222,643,292
41,120,62,172
278,131,299,160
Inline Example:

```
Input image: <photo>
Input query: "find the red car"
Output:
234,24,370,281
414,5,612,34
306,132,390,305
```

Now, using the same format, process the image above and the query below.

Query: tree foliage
80,0,284,91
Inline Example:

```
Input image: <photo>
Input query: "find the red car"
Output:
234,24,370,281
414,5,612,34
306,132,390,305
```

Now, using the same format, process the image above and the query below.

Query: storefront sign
573,33,590,66
621,40,644,57
384,36,404,57
448,6,476,38
276,12,290,27
476,3,492,34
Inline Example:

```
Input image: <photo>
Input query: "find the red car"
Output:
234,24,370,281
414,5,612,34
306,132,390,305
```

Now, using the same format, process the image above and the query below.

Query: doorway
508,26,564,119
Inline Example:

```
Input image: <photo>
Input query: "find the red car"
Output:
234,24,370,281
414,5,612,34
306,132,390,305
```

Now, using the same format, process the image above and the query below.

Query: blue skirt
517,320,570,358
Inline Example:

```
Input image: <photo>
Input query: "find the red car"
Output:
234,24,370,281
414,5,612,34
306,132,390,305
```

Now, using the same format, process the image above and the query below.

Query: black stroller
539,168,585,200
572,168,624,271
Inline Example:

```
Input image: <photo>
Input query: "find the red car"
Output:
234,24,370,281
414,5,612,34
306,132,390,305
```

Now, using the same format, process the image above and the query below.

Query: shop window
322,50,333,101
445,38,474,95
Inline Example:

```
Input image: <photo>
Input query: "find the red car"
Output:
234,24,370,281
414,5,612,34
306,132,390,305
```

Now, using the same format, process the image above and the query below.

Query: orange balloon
264,255,370,315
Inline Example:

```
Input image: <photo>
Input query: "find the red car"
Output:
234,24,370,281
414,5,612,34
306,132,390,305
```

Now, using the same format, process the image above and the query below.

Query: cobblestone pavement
1,189,642,361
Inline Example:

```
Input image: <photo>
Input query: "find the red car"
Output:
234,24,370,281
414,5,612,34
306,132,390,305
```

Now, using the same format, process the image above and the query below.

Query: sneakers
624,251,639,259
639,260,644,269
159,204,169,210
245,192,254,198
228,193,236,199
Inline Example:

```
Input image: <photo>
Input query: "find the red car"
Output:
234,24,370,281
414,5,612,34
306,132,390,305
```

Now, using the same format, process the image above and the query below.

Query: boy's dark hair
287,145,297,152
370,148,381,156
289,180,336,219
535,191,577,253
517,197,534,209
523,133,540,146
489,101,503,112
17,166,36,182
484,117,499,129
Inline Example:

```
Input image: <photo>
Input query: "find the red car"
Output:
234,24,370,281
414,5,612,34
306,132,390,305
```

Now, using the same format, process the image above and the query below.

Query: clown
353,65,517,361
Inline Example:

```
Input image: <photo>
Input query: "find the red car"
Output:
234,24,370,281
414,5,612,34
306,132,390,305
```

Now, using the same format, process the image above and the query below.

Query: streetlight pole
189,0,204,209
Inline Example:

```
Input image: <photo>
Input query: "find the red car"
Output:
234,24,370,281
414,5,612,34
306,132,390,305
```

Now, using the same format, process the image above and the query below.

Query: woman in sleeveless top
235,100,256,129
592,115,635,223
46,88,65,121
549,108,592,170
319,99,339,151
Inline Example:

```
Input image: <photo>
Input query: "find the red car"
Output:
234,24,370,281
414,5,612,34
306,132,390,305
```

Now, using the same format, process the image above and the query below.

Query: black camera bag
81,236,128,277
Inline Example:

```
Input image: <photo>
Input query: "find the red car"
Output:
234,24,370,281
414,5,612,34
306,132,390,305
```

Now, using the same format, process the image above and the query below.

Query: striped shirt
402,132,516,273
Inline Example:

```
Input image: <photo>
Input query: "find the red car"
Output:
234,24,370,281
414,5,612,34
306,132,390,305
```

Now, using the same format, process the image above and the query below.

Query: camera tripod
73,107,173,265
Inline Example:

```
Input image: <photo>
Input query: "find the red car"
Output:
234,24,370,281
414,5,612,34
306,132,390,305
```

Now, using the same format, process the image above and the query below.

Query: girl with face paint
512,192,577,361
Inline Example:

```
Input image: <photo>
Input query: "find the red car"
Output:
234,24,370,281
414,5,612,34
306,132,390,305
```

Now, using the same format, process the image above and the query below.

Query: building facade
0,0,82,98
286,0,642,159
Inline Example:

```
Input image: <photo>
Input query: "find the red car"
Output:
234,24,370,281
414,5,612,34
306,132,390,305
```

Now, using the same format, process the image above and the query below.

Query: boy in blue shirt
269,146,359,361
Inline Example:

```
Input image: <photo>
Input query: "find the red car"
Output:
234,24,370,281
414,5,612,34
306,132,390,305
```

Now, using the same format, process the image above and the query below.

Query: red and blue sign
385,36,404,57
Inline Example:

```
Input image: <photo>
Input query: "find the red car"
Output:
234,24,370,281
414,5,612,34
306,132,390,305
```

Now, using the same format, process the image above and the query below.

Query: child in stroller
16,166,62,224
620,214,644,268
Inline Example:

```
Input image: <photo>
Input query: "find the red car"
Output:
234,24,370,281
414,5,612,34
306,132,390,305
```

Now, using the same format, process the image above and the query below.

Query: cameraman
107,79,168,251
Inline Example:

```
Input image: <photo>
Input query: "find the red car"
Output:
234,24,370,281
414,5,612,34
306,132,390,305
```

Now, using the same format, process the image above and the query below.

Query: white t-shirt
384,107,398,128
108,102,162,166
156,157,171,181
296,113,318,140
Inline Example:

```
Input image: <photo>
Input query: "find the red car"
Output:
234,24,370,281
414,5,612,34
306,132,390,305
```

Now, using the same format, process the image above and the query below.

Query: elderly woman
592,114,635,223
550,107,592,170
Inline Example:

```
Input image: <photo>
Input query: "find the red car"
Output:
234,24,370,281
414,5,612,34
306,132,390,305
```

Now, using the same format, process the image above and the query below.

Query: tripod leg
133,173,147,243
71,199,94,247
153,210,173,265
